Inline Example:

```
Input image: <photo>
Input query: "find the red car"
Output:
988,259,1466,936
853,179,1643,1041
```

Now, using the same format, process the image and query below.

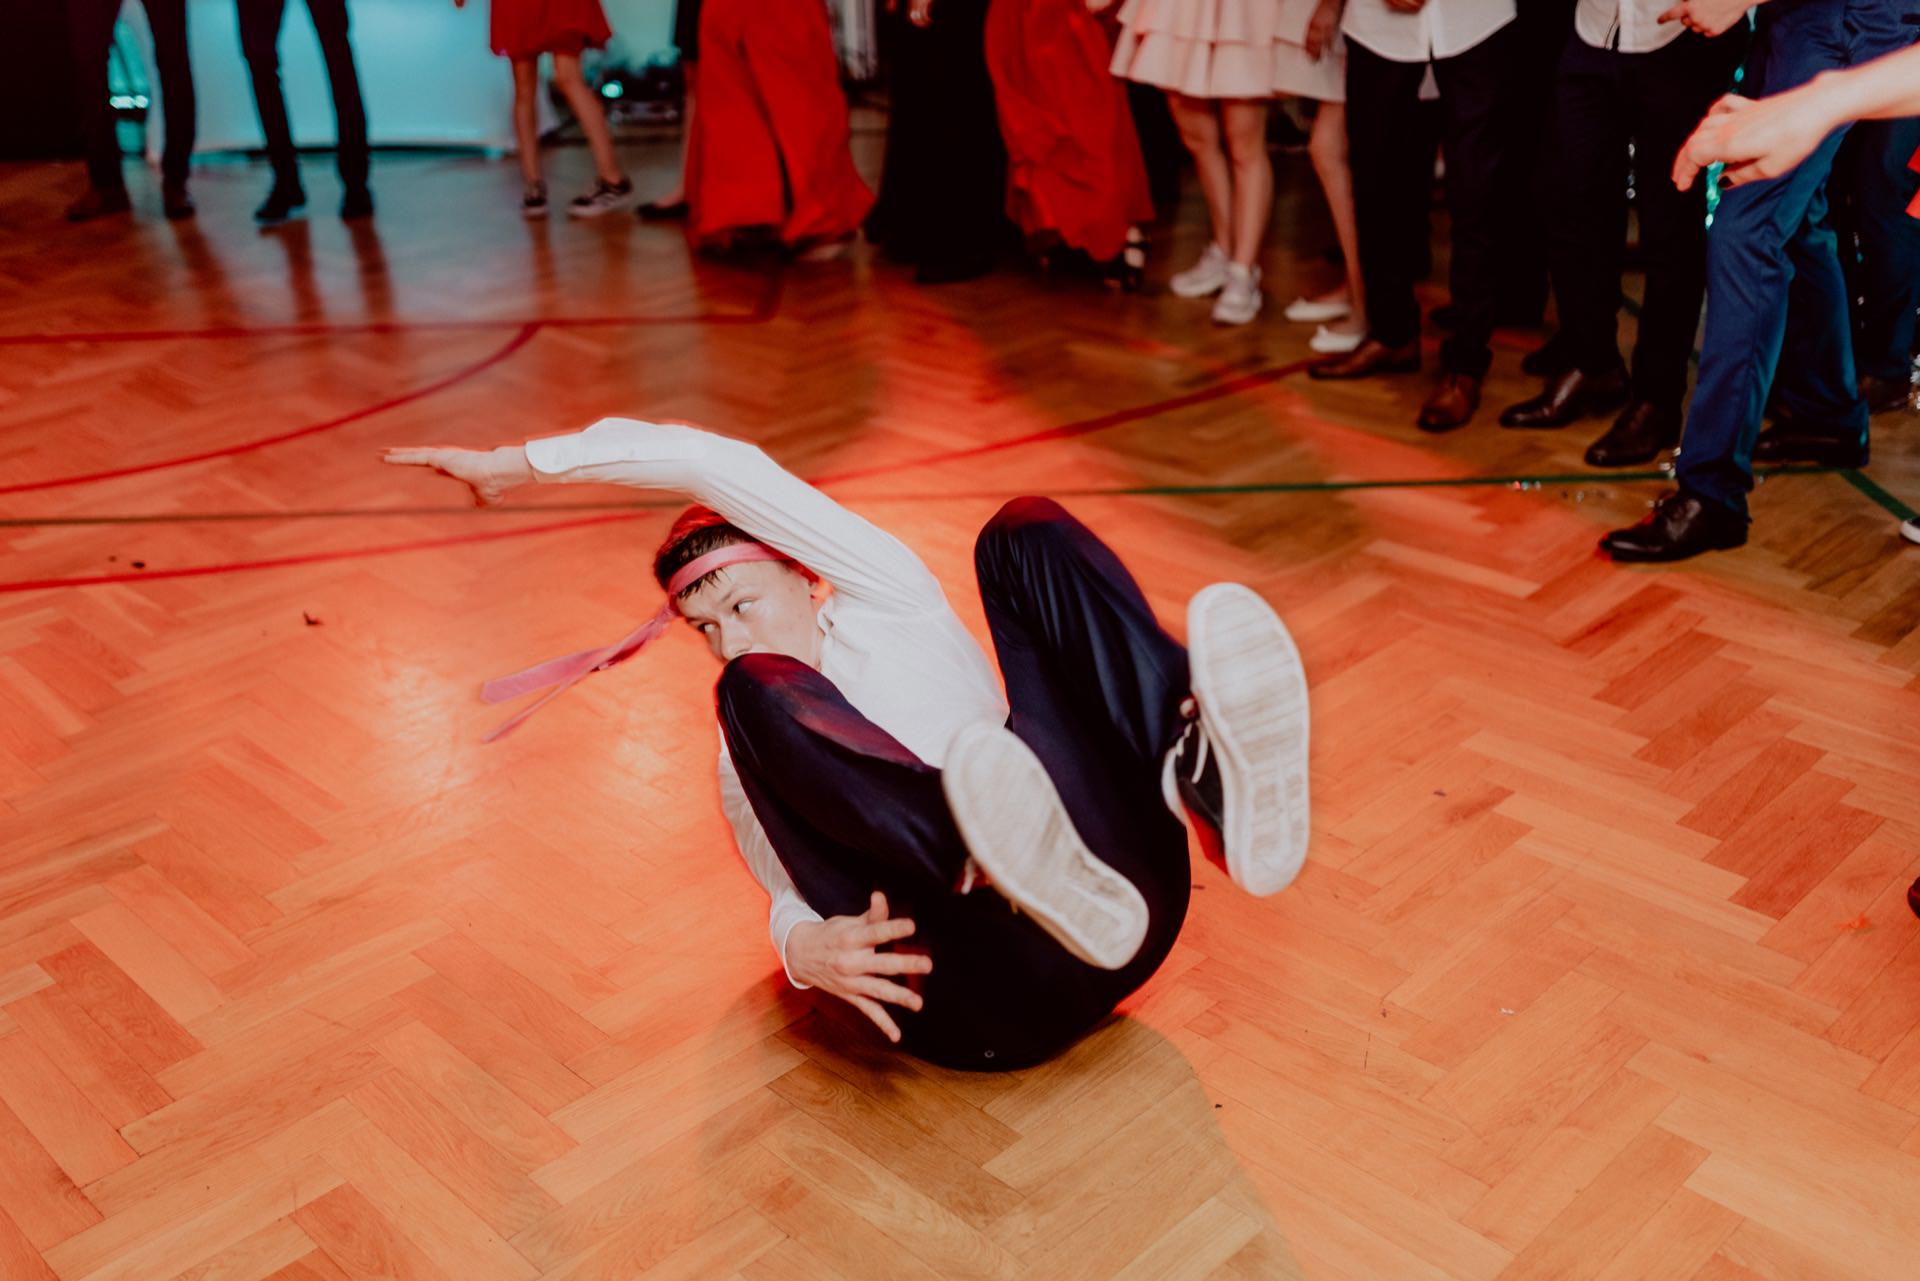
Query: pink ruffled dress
1109,0,1344,103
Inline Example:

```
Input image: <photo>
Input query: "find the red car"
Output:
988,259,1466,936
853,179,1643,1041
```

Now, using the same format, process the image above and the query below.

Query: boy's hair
652,506,817,602
653,506,755,601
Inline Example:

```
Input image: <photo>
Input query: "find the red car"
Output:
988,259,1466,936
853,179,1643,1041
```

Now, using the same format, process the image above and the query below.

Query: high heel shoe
1104,227,1149,293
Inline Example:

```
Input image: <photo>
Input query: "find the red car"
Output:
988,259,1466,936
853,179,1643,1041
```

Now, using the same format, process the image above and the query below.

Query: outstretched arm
384,418,945,611
1672,43,1920,189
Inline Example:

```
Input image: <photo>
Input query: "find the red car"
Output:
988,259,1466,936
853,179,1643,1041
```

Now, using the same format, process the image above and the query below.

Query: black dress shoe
637,197,689,221
1585,401,1681,467
1599,491,1748,563
1500,365,1629,429
1309,337,1421,380
340,186,374,219
162,181,194,220
255,184,307,224
1521,334,1578,378
65,185,131,223
1752,424,1868,467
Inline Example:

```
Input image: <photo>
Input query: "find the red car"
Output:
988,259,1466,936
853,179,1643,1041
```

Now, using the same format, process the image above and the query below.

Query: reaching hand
1305,0,1342,60
784,892,932,1044
1671,91,1831,190
382,445,532,506
1657,0,1750,37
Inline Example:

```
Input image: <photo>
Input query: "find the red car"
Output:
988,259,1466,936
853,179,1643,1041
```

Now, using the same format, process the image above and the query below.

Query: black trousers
68,0,196,189
716,499,1194,1072
1345,23,1520,377
1833,116,1920,382
237,0,369,190
1542,29,1747,405
864,0,1010,273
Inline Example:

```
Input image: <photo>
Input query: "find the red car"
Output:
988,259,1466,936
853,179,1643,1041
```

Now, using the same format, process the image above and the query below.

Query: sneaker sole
567,193,640,219
942,724,1149,970
1187,583,1311,895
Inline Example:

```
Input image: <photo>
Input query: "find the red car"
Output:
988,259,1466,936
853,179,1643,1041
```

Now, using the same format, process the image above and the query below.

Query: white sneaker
1211,264,1263,326
1170,243,1230,298
1902,517,1920,545
943,724,1150,970
1170,583,1311,896
1284,295,1352,324
1309,324,1365,354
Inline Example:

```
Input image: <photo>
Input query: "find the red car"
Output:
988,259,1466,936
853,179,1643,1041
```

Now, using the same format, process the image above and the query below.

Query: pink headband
479,541,795,742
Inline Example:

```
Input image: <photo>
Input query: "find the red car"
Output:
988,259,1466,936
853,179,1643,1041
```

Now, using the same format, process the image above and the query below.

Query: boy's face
677,561,824,667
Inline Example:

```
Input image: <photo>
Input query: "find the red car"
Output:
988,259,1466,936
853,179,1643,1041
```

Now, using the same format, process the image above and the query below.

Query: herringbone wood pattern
2,130,1918,1281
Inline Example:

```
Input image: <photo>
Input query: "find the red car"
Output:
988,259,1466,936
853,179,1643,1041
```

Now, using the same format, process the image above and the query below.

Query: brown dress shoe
1308,337,1420,380
1418,373,1481,433
65,186,131,223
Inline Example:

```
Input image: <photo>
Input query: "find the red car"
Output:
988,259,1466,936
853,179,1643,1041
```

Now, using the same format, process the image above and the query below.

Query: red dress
491,0,613,60
686,0,874,246
985,0,1154,262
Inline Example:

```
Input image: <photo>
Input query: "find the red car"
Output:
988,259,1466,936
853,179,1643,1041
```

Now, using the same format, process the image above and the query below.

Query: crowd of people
65,0,1920,561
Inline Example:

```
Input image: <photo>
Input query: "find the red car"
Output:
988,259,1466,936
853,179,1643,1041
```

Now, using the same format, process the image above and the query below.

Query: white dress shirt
1575,0,1688,52
525,419,1010,986
1342,0,1517,62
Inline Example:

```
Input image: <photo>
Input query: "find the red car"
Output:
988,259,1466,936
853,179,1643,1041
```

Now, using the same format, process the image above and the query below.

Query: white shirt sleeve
522,417,947,612
717,746,823,989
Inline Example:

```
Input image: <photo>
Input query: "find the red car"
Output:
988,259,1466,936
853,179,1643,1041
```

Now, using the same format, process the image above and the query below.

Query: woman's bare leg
1167,92,1233,253
552,52,626,184
511,58,542,187
1307,99,1366,334
1218,99,1272,268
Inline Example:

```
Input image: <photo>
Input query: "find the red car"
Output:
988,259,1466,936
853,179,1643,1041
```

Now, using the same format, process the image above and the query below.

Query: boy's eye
734,599,755,614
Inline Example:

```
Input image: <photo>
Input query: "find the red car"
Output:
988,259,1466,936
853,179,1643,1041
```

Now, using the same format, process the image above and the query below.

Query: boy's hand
785,892,932,1044
383,445,532,506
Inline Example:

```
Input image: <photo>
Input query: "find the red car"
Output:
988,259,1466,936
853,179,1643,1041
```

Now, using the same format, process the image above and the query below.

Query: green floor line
1841,469,1918,521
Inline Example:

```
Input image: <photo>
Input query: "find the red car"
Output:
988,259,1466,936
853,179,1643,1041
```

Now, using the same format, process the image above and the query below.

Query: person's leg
715,655,969,918
1667,2,1854,516
1429,20,1519,380
1541,34,1627,381
551,53,626,184
715,653,1123,1072
1339,38,1428,352
1306,101,1366,333
236,0,302,194
1624,28,1744,410
65,0,125,196
1167,94,1233,256
140,0,196,189
1842,116,1920,390
302,0,369,191
1218,99,1271,268
510,58,542,187
1764,181,1870,450
972,499,1193,920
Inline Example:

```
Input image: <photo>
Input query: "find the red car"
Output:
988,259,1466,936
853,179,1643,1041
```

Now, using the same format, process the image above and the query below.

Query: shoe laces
1160,714,1209,825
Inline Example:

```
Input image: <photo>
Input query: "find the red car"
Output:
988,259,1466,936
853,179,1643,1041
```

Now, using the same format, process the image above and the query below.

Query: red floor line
0,324,541,497
812,356,1321,484
0,510,648,595
2,352,1318,593
0,272,787,347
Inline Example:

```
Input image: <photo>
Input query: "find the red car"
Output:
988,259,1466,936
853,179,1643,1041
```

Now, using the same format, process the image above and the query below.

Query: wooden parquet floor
2,132,1919,1281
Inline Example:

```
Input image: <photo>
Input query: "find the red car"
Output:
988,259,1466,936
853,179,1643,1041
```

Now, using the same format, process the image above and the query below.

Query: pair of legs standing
65,0,195,221
508,52,630,218
717,500,1197,1071
237,0,370,220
